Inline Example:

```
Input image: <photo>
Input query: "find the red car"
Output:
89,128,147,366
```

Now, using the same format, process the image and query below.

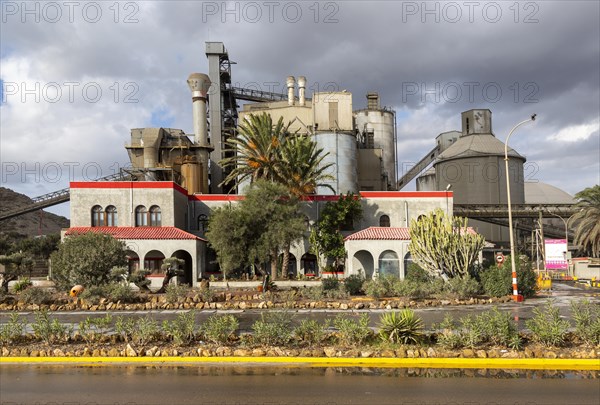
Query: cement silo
312,91,358,195
314,131,358,195
354,93,397,189
433,109,526,242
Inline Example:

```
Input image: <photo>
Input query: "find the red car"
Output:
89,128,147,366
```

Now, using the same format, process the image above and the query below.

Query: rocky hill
0,187,69,238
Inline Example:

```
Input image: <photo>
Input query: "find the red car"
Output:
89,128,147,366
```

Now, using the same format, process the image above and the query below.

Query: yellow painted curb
1,357,598,370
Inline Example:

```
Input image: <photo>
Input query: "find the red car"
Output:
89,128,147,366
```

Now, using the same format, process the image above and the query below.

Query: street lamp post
505,114,537,302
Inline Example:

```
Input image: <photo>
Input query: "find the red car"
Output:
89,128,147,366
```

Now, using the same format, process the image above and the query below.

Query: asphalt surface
1,365,599,405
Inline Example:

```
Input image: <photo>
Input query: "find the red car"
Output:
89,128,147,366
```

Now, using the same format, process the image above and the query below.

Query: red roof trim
64,226,206,241
360,191,452,198
70,181,189,196
189,191,451,202
188,194,244,201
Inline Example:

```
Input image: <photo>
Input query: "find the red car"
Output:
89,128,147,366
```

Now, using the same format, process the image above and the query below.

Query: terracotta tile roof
345,226,479,241
65,227,206,241
345,227,411,241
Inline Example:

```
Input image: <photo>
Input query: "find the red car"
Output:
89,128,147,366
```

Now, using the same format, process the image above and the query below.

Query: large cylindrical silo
433,109,526,243
313,131,358,195
354,108,396,187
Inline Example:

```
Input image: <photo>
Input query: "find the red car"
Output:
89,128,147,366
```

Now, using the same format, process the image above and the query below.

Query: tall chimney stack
187,73,211,193
286,76,295,106
297,76,306,106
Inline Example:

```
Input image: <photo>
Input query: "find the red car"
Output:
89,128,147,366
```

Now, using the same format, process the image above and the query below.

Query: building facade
66,181,452,285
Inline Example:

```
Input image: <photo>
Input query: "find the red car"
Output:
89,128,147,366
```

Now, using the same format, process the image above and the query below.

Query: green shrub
363,278,389,299
50,233,127,291
105,283,136,303
405,263,431,283
378,309,423,345
128,269,151,291
321,277,340,291
333,313,372,346
114,316,136,342
79,286,107,305
32,310,72,345
294,319,330,345
478,307,520,348
444,275,481,299
12,277,32,293
343,274,365,295
435,313,485,349
435,314,463,349
323,285,349,300
252,312,294,346
165,283,191,304
79,314,113,344
202,314,239,345
162,310,197,346
391,279,426,299
570,300,600,345
0,313,25,345
526,300,569,347
132,316,159,346
299,286,324,301
480,256,537,298
18,287,53,305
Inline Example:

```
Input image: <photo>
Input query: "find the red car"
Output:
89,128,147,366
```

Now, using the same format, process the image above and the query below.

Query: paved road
1,282,598,332
1,364,598,404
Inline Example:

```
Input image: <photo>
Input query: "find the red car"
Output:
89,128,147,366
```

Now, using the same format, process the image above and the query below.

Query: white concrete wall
70,182,186,228
346,239,410,279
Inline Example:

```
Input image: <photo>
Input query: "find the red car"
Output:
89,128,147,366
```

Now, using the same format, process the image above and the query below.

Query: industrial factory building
39,41,575,286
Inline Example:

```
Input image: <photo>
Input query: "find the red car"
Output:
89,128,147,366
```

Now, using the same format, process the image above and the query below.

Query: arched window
105,205,118,227
378,250,399,278
379,214,390,227
91,205,104,227
135,205,148,227
198,214,208,232
149,205,162,226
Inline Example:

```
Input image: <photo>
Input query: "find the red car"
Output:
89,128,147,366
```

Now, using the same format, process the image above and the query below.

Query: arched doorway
125,250,139,274
403,252,414,279
301,253,318,277
378,250,400,278
171,250,193,286
144,250,165,274
353,250,374,279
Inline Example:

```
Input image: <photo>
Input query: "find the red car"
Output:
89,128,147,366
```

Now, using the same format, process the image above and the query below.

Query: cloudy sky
1,0,599,218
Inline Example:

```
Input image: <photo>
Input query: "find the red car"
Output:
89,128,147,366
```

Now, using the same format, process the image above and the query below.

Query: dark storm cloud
1,0,598,208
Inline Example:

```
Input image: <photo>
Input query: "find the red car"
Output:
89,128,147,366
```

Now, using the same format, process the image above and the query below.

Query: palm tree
220,113,290,191
275,134,335,197
274,134,335,278
572,185,600,256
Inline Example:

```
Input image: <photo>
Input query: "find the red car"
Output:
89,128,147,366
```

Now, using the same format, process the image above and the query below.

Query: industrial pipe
297,76,306,106
286,76,295,106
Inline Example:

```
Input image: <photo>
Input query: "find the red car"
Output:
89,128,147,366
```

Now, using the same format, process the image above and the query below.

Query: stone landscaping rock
53,349,65,357
233,349,251,356
461,349,475,358
360,350,373,358
324,347,337,357
476,350,487,358
125,344,137,357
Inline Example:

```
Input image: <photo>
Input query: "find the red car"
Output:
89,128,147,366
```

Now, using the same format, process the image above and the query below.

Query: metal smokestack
286,76,295,106
297,76,306,106
187,73,211,193
187,73,211,145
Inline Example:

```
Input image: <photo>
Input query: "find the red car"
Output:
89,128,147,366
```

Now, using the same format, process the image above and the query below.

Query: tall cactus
408,209,485,279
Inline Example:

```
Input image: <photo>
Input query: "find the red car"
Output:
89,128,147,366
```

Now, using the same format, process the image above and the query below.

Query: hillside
0,187,70,238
